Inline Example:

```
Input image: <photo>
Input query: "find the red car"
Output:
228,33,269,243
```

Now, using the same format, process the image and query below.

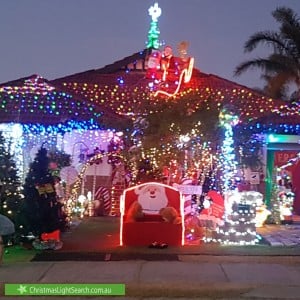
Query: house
1,45,300,214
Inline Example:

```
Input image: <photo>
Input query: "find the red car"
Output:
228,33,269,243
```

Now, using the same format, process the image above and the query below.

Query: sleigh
119,182,185,246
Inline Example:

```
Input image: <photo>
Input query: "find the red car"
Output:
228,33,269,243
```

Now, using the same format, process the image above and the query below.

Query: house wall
264,134,300,210
56,129,115,178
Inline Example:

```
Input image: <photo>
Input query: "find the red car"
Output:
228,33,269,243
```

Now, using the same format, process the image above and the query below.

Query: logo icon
17,285,27,294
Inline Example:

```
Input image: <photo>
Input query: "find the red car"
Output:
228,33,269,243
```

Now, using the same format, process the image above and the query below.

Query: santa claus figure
146,49,162,80
161,45,180,82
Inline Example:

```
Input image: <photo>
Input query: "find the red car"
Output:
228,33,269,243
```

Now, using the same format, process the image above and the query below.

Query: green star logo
17,285,27,294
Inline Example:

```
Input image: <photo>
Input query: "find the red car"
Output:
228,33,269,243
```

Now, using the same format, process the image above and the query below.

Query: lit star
17,285,27,294
148,3,161,22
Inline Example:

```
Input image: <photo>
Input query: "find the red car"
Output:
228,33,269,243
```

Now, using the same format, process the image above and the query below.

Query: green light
147,3,161,49
267,134,300,143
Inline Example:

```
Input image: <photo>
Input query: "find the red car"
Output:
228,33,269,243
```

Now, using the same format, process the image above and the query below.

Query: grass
2,245,38,263
3,216,300,264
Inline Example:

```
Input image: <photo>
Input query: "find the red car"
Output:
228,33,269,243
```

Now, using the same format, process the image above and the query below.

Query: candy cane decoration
181,178,193,216
173,178,193,216
94,186,111,215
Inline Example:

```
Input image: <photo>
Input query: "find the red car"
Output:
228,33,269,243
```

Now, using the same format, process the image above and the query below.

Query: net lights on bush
213,191,259,245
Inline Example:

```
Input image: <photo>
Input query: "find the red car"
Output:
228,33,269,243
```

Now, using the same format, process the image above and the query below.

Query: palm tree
234,6,300,100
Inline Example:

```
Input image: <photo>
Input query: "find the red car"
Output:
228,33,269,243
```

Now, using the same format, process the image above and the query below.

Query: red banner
274,151,298,168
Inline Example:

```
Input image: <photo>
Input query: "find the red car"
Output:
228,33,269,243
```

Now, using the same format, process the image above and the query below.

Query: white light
203,198,211,209
87,191,92,201
78,195,86,204
148,2,162,22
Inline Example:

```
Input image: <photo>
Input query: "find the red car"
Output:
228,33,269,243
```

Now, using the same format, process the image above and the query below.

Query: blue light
117,77,124,84
21,119,106,135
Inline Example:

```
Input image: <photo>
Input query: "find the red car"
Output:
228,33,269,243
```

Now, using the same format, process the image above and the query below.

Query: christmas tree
0,132,23,231
22,145,66,237
147,3,161,49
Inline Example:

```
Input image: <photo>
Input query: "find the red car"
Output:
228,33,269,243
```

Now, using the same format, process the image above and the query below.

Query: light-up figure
146,49,162,80
146,3,194,97
154,44,194,97
147,3,161,49
161,46,178,82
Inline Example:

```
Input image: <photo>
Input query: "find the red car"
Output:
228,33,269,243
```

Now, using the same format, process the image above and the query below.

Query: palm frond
273,7,300,58
268,53,300,76
272,6,299,25
244,31,286,52
236,6,300,95
234,58,282,76
264,72,292,99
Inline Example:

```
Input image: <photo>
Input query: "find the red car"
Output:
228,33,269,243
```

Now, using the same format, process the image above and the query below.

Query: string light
219,108,239,193
210,191,259,245
147,2,162,49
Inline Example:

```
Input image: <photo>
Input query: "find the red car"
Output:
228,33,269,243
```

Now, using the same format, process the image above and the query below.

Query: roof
51,48,152,83
0,74,127,127
1,48,299,134
50,48,297,128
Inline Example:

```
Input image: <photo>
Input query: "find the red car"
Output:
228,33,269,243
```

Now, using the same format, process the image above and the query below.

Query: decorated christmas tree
146,2,161,49
0,131,23,232
22,145,66,237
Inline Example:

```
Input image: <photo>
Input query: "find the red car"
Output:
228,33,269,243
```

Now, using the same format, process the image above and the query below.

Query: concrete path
2,218,300,299
2,256,300,299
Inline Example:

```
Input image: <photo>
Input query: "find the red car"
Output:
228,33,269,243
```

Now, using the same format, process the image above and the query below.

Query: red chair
120,182,185,246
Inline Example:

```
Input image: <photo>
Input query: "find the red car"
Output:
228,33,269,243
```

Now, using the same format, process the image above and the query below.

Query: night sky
1,0,300,89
